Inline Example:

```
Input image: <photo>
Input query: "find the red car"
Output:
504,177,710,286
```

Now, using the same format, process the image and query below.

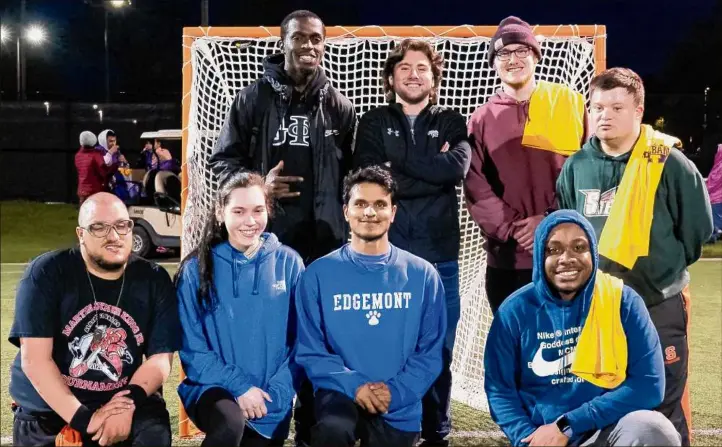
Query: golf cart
127,129,182,258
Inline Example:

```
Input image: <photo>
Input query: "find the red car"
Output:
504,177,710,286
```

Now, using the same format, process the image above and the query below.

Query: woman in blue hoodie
175,172,304,446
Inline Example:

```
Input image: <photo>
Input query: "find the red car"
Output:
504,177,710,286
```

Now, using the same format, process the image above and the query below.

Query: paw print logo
366,311,381,326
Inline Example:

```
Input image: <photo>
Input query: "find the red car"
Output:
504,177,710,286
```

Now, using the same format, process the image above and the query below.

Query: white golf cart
128,129,182,258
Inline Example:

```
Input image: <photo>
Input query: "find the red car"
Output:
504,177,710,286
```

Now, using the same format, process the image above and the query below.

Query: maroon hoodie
464,88,587,269
75,146,118,199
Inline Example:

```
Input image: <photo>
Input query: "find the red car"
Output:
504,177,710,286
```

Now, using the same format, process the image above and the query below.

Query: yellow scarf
597,125,681,269
571,272,627,389
521,80,586,156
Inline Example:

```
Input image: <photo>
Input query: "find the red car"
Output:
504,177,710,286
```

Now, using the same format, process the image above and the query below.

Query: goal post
179,24,606,439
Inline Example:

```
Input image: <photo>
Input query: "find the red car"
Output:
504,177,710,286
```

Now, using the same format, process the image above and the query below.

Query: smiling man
464,16,588,314
484,210,680,447
295,166,447,447
556,67,713,446
8,192,180,446
353,39,471,446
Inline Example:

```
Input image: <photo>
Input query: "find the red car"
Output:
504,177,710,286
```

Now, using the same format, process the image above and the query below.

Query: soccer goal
180,24,606,438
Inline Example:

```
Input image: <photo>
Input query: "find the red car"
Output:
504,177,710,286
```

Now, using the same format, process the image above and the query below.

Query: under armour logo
387,128,400,137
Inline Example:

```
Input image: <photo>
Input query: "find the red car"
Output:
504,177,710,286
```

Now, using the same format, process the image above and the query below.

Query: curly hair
382,39,444,103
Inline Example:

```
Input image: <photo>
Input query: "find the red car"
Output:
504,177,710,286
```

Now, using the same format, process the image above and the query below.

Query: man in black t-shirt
9,192,181,447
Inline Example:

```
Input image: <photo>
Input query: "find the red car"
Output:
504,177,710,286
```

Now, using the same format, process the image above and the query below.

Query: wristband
69,405,93,434
126,384,148,407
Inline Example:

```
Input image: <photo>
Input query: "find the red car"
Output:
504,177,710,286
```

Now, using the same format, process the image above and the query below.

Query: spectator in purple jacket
707,144,722,242
463,16,588,313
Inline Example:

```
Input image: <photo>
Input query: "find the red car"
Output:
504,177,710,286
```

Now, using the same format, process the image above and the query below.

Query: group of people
74,130,179,205
11,9,715,447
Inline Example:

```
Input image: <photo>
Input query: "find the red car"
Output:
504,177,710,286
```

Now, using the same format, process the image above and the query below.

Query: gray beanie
79,131,97,147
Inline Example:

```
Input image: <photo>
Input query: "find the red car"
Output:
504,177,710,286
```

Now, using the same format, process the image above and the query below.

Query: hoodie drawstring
252,251,262,295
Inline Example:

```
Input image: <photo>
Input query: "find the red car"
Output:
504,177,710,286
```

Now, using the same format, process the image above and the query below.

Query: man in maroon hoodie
464,16,588,313
75,131,119,204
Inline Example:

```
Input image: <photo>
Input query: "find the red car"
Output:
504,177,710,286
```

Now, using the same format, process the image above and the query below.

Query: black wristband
69,405,93,434
126,384,148,407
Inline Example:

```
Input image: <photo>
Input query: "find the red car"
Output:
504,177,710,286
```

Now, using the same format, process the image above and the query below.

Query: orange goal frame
178,23,606,439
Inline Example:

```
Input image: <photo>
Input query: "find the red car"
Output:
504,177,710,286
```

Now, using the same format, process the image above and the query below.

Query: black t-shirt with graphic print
270,89,316,261
8,248,181,412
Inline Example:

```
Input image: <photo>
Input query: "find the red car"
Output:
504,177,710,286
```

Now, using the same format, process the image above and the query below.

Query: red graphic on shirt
68,325,134,382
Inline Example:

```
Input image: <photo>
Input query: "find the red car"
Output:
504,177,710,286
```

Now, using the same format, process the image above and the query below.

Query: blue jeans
710,203,722,242
421,260,460,444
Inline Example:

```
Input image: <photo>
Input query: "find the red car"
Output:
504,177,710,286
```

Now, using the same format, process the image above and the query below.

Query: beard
88,251,126,272
351,229,386,243
395,87,432,105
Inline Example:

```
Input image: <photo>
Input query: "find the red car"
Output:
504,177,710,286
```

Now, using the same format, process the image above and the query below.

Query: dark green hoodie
556,135,713,307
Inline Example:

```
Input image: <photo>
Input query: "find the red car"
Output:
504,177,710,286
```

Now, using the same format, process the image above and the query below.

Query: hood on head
532,210,598,305
97,129,114,150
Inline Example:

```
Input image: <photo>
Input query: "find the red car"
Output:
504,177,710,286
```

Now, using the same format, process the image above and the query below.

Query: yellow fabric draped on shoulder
521,80,586,156
597,124,681,269
571,271,627,389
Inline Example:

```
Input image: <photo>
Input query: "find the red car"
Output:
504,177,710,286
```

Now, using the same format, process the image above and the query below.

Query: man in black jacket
208,10,356,447
353,39,471,447
209,10,356,265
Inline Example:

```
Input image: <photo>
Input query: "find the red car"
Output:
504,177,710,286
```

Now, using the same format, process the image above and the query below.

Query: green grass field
1,201,721,445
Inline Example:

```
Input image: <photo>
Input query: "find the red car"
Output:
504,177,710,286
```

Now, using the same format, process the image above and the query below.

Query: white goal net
182,25,605,414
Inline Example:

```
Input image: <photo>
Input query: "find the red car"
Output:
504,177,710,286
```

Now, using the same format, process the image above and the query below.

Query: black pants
12,395,171,447
311,389,419,447
195,387,285,447
485,266,533,314
648,291,691,446
293,379,316,446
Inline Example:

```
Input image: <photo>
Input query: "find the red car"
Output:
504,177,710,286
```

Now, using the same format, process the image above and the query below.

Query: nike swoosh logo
531,347,576,377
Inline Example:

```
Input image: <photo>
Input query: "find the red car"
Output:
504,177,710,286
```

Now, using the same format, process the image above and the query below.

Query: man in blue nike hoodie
295,166,447,447
484,210,680,446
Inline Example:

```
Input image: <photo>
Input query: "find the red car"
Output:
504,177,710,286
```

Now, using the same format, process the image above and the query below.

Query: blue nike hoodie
484,210,665,446
176,234,304,440
295,244,447,432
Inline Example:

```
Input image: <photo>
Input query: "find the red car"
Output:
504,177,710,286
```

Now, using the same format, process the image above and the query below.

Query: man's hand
521,423,569,447
237,387,272,420
266,161,303,199
91,408,134,446
440,142,450,153
86,391,135,438
108,144,119,155
511,215,544,252
368,382,391,413
355,383,386,415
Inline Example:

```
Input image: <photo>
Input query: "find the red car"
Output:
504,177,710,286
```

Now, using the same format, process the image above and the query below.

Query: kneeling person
9,192,181,446
295,166,447,447
484,210,680,447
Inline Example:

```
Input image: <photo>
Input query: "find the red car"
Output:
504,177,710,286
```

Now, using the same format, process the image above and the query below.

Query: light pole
85,0,130,102
704,86,710,132
2,23,46,101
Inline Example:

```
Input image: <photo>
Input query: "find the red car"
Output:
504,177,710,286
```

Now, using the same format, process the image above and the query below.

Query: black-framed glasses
81,220,134,238
496,46,532,61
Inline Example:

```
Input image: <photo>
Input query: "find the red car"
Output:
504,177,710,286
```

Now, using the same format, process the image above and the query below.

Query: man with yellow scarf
484,210,680,447
556,68,713,446
465,16,588,314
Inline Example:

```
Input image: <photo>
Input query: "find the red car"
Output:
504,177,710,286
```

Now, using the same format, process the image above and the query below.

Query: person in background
75,131,118,205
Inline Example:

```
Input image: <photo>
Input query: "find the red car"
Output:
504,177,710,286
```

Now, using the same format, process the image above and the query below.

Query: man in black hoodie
354,39,471,447
209,10,356,265
208,10,357,446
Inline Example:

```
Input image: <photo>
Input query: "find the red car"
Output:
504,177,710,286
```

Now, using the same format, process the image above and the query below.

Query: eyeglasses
496,46,532,61
81,220,134,238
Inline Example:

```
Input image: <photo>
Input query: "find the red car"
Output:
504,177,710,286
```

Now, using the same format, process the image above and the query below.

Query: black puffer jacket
210,54,357,261
354,103,471,263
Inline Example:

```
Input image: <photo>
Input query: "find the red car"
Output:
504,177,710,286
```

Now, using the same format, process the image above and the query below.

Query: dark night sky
0,0,720,102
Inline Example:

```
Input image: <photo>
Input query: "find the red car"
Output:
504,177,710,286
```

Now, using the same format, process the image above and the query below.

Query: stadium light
25,24,46,45
98,109,104,122
43,101,50,116
93,104,98,110
1,25,10,45
108,0,131,7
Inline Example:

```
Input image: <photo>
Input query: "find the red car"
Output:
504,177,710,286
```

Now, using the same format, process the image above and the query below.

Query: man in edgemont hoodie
484,210,680,447
295,166,447,447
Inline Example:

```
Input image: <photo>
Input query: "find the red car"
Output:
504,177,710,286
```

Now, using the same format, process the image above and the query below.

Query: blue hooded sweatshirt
176,234,304,440
295,244,447,433
483,210,664,446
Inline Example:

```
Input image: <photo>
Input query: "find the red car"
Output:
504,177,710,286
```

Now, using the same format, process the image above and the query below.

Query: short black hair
343,166,397,205
280,10,325,41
